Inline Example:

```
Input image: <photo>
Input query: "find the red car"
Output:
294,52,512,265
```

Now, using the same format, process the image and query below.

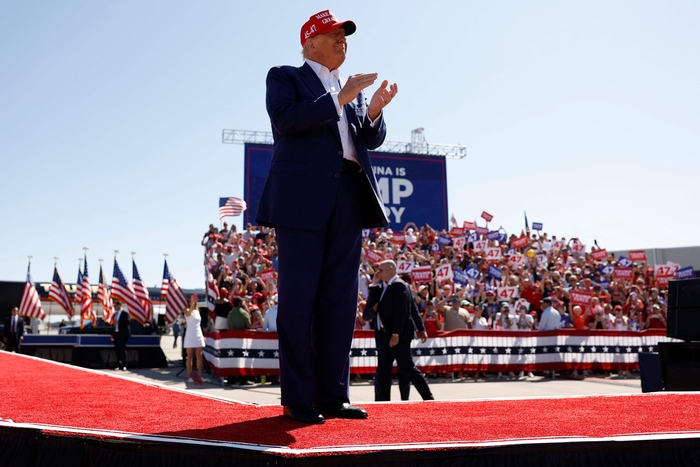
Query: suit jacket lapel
299,62,342,146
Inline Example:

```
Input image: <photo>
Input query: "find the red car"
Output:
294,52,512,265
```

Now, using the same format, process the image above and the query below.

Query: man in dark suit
367,260,433,402
256,9,398,424
109,300,131,370
3,307,24,353
364,275,429,401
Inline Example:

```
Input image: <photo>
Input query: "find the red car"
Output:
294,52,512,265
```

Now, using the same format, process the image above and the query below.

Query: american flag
111,259,147,323
98,264,114,324
162,260,187,324
132,259,153,322
219,196,247,219
74,266,83,305
19,263,45,320
161,261,170,297
80,256,96,328
48,266,73,318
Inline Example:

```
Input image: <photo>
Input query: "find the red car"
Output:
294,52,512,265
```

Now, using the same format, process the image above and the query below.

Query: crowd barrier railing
203,329,674,377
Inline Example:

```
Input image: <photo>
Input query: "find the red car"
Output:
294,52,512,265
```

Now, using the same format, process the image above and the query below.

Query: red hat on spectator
486,290,495,297
219,288,228,298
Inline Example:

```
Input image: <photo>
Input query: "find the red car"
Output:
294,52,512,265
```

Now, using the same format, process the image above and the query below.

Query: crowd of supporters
201,220,670,337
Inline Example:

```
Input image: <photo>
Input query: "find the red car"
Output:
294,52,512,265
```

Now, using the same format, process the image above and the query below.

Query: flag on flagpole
219,197,247,219
80,256,96,328
161,261,170,297
524,211,529,230
111,259,147,323
132,259,153,323
49,266,73,318
19,263,45,321
98,265,114,324
162,260,187,324
74,266,83,305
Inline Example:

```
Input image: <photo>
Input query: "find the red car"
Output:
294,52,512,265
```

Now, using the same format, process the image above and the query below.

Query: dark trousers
5,335,20,353
373,331,411,400
114,338,128,368
375,330,433,402
275,172,363,407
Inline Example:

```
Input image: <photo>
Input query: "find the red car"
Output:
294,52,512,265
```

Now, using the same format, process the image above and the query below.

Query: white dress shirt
305,59,381,165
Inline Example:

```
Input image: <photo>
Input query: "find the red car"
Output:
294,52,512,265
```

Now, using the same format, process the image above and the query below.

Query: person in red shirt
520,278,544,313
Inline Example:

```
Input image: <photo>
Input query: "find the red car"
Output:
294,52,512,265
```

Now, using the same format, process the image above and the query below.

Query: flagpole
99,258,104,321
48,256,58,334
83,247,89,326
74,257,81,324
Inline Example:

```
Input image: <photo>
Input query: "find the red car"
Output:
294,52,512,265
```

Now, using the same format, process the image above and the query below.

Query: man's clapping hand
338,73,378,106
368,80,398,120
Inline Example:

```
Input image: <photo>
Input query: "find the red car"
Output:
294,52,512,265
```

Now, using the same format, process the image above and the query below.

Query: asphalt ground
102,334,643,406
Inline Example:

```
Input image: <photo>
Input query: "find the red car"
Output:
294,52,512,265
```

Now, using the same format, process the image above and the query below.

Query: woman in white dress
184,295,209,383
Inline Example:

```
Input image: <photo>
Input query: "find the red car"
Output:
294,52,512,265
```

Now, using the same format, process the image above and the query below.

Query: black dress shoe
283,405,325,424
317,402,368,419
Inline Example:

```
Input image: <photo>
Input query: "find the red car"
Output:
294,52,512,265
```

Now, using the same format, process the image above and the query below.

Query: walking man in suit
369,260,434,402
364,275,429,401
256,9,398,424
110,300,131,370
3,307,24,353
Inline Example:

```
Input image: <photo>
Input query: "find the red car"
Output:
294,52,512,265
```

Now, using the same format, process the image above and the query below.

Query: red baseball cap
300,9,356,46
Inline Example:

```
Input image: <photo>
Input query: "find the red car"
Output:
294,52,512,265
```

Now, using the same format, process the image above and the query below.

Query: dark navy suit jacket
256,62,389,230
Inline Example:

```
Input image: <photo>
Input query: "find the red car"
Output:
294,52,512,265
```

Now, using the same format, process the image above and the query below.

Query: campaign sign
437,236,452,246
476,226,488,235
243,144,448,230
571,243,586,255
509,253,524,265
657,276,671,287
570,291,593,306
532,222,543,231
467,231,478,243
450,227,464,237
497,286,520,301
365,249,383,263
397,260,414,275
465,266,480,280
613,267,633,280
617,256,633,268
484,247,502,261
487,264,502,280
259,269,276,282
431,243,441,253
629,250,647,262
655,264,678,278
485,231,500,241
676,266,696,280
591,249,608,261
392,233,406,244
453,237,466,250
505,248,516,256
435,264,454,282
498,233,507,243
598,279,611,290
552,241,564,251
463,221,476,230
453,268,469,285
411,266,433,284
473,240,488,252
599,265,615,276
362,229,371,239
481,211,494,222
512,236,529,249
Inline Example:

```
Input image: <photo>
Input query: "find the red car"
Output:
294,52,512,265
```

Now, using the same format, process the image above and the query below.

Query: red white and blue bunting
203,330,675,377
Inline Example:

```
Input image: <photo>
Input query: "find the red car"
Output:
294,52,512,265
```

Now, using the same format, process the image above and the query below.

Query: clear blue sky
1,1,699,288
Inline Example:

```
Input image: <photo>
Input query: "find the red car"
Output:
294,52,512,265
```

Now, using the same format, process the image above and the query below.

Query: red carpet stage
1,352,700,466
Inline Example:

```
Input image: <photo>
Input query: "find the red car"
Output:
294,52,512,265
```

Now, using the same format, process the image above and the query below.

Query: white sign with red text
397,260,414,275
591,249,608,261
481,211,494,222
453,237,466,251
570,290,593,307
435,264,454,283
484,247,502,261
473,240,488,252
497,286,520,301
